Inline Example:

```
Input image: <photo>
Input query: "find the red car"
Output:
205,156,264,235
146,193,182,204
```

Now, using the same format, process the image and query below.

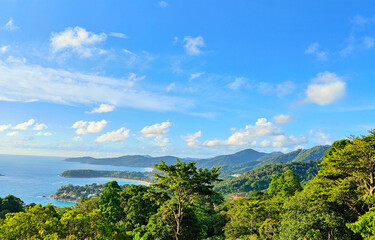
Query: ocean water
0,154,149,207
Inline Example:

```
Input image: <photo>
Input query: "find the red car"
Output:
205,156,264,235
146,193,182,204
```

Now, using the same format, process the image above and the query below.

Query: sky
0,0,375,158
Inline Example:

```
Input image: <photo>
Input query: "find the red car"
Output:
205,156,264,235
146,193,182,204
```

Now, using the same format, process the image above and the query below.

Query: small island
60,169,156,184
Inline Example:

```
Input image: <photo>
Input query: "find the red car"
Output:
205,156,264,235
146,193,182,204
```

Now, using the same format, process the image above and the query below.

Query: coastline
104,177,152,185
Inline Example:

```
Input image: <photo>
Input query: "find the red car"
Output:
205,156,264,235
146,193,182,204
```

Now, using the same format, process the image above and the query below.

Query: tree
148,159,221,240
99,181,122,224
0,195,24,219
267,170,302,198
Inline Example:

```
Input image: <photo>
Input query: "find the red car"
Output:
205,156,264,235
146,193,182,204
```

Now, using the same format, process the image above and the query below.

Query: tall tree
148,159,221,240
99,181,122,224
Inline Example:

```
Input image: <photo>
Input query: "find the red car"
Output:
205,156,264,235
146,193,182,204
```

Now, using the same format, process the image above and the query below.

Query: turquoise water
0,154,149,207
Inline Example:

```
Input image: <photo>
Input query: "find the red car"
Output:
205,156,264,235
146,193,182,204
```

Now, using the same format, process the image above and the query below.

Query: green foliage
267,170,302,198
347,208,375,239
215,160,319,194
148,159,222,240
120,185,158,230
99,181,122,224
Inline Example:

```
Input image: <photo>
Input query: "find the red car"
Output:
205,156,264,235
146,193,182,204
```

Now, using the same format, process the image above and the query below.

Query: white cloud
203,118,281,147
182,130,201,147
166,82,176,92
73,136,82,141
155,135,169,147
72,120,107,135
7,131,19,136
272,134,308,148
13,119,35,130
0,46,9,54
50,26,106,57
33,123,48,131
183,36,205,55
228,77,249,90
305,43,328,61
173,36,179,44
258,81,295,97
364,37,375,49
4,18,18,31
158,1,168,8
141,121,171,138
350,15,375,27
189,72,204,81
0,60,190,111
304,71,346,105
0,124,11,132
273,114,294,124
6,56,26,64
310,129,333,145
36,132,52,136
89,104,115,113
260,139,270,147
95,127,130,143
108,32,128,39
125,73,145,87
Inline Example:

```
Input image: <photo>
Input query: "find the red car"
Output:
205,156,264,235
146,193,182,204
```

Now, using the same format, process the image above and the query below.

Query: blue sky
0,0,375,158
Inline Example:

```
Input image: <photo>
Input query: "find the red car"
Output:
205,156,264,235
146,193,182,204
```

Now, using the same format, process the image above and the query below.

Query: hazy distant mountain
196,149,282,169
65,146,330,174
65,155,195,167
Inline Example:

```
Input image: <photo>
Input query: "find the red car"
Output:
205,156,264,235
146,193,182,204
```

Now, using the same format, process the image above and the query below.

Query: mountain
196,149,282,168
253,145,330,169
65,155,195,167
65,146,330,175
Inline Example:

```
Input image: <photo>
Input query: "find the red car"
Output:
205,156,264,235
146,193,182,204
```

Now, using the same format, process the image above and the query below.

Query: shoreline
103,177,152,185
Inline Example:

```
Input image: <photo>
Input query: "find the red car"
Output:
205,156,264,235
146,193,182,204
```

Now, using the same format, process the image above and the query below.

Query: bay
0,154,149,207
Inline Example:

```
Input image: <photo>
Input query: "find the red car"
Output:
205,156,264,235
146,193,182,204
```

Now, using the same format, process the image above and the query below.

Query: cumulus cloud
7,131,19,136
13,119,35,130
89,104,115,113
166,82,176,92
72,120,107,135
0,46,9,54
305,42,328,60
50,26,106,57
272,134,308,148
260,140,270,147
158,1,168,7
4,18,18,31
183,36,205,55
182,130,202,147
95,127,130,143
203,118,281,147
141,121,171,138
273,114,294,124
0,124,11,132
304,71,346,105
108,32,128,39
310,129,333,145
228,77,249,90
36,132,52,136
33,123,48,131
0,60,191,111
155,136,169,147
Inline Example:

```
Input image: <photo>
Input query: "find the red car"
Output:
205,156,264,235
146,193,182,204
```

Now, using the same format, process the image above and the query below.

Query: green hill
214,160,321,194
254,145,330,169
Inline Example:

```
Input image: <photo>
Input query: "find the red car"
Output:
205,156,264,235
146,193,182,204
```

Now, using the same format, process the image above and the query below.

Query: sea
0,154,149,207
